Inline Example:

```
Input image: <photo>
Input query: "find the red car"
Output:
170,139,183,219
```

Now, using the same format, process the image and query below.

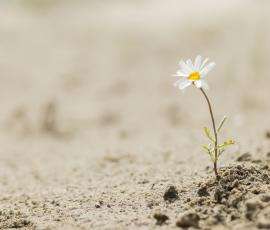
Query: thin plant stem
199,87,220,179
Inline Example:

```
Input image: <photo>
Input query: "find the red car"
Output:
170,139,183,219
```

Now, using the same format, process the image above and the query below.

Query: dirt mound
182,162,270,229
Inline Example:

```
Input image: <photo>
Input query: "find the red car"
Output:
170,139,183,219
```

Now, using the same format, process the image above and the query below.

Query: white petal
175,70,188,77
199,58,209,71
173,79,182,87
200,62,216,76
194,55,202,71
201,80,210,90
178,80,192,90
186,59,194,70
194,80,209,89
194,80,202,88
179,60,192,74
200,74,206,78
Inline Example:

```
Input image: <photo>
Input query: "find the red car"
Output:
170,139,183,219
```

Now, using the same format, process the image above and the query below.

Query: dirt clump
182,162,270,229
163,186,179,203
153,213,169,226
265,131,270,139
197,185,210,197
236,152,252,162
176,211,200,228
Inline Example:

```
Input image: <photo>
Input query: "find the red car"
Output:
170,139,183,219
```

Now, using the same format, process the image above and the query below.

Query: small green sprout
202,116,235,178
173,55,234,179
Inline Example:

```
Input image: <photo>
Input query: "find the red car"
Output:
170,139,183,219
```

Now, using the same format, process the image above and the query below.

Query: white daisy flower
174,55,216,91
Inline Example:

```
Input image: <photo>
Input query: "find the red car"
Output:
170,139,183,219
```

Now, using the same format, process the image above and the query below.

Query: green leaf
203,127,215,142
217,116,227,132
202,145,210,152
218,139,235,149
202,145,215,162
218,148,225,158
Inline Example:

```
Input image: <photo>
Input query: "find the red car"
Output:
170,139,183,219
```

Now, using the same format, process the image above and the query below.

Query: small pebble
260,193,270,203
236,153,252,162
154,213,169,226
245,198,262,220
163,186,179,203
176,212,200,228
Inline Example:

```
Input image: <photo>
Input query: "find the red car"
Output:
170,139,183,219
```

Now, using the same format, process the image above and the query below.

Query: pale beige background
0,0,270,229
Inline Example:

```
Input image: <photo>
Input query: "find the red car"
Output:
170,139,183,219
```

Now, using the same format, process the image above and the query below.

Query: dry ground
0,0,270,229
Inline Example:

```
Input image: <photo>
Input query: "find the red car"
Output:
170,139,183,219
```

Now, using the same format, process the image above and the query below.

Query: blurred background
0,0,270,202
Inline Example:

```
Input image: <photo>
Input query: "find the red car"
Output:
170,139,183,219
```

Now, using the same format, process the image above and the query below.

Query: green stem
199,88,219,179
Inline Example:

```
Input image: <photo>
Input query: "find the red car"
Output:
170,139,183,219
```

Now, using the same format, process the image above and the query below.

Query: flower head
174,55,216,91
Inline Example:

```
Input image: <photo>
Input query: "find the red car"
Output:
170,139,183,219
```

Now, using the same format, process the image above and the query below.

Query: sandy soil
0,1,270,229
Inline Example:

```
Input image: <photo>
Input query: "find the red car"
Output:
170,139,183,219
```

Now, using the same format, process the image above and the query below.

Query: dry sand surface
0,0,270,229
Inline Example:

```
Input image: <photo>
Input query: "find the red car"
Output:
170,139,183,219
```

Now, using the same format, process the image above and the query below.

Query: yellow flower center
188,72,200,81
